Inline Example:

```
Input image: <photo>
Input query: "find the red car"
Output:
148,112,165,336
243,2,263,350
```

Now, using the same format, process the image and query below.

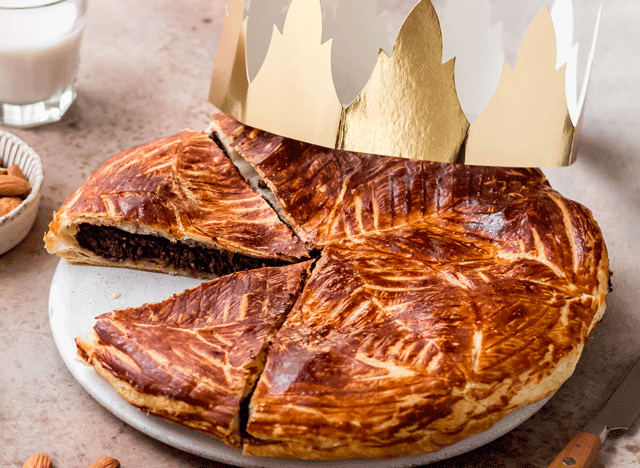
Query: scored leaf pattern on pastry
76,261,312,449
58,130,307,259
74,114,608,460
210,114,608,459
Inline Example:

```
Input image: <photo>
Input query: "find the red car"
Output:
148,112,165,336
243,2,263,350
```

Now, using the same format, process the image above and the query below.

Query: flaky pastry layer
64,115,608,461
45,130,308,278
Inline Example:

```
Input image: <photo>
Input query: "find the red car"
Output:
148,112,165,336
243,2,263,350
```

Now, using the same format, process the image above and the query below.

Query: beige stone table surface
1,0,638,467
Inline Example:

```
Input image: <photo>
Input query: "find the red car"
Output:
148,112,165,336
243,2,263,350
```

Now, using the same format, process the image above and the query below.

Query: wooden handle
547,431,601,468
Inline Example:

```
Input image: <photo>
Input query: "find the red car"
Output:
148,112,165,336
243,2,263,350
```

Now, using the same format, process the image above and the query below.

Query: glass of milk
0,0,88,127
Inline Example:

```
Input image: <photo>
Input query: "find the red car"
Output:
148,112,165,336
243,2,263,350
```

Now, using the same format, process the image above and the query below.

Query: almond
23,453,53,468
7,164,26,180
88,456,120,468
0,196,22,216
0,174,31,197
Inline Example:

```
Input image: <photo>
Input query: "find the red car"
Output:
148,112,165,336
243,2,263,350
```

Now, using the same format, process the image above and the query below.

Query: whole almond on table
0,174,31,197
88,456,120,468
23,453,53,468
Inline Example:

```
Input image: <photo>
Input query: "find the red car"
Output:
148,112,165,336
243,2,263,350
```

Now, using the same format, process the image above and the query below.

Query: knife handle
547,431,601,468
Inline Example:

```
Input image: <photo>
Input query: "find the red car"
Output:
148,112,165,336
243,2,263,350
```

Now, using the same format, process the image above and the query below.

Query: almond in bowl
0,130,44,255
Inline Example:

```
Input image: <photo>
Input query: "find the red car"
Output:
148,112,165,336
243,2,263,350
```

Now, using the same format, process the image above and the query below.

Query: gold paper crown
208,0,601,167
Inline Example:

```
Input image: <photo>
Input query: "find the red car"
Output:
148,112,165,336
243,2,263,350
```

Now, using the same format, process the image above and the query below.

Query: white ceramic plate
49,259,552,468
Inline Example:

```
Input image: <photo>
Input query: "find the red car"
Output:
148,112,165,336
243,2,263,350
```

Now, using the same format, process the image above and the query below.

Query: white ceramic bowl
0,130,44,255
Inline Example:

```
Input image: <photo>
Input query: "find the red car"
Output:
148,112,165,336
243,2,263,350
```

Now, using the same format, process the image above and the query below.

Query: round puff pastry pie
52,114,609,460
210,114,609,459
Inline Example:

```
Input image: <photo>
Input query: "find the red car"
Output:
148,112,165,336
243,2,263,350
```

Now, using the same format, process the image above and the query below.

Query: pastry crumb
111,292,122,299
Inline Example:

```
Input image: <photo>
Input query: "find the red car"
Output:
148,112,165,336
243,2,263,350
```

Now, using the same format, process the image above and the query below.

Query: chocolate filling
75,223,290,277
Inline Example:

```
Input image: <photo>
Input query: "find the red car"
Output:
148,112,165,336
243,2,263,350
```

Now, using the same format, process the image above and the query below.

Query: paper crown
208,0,601,167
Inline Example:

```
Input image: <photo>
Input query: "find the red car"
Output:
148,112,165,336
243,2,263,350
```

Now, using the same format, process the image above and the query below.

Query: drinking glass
0,0,88,127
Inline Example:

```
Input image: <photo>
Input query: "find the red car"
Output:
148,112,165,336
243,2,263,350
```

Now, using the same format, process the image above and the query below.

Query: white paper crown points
209,0,602,167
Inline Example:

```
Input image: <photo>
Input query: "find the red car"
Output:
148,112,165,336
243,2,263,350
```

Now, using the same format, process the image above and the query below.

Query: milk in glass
0,0,87,126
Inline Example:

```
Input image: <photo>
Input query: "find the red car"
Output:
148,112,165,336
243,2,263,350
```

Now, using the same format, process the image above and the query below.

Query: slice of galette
76,261,312,449
45,130,308,278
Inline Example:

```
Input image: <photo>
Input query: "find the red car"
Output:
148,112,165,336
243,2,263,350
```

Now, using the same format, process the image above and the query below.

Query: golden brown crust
44,130,308,276
76,261,313,449
210,114,609,459
70,115,608,461
244,240,605,458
